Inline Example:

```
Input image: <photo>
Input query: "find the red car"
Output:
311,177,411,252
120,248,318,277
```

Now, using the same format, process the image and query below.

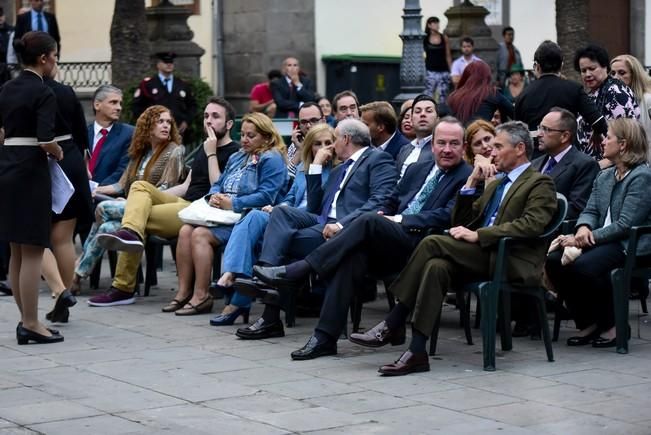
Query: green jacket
452,165,557,286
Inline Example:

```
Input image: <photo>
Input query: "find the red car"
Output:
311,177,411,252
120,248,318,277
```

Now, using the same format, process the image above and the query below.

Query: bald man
270,57,316,118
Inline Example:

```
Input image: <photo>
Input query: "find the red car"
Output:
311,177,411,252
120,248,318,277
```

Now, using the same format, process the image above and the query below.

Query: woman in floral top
575,44,640,166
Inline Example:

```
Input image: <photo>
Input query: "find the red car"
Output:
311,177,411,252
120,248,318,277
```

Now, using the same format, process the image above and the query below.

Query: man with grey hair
233,118,398,340
87,84,134,185
349,120,557,376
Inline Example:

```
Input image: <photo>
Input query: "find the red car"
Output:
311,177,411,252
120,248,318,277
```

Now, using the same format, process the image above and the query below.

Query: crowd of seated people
15,37,648,383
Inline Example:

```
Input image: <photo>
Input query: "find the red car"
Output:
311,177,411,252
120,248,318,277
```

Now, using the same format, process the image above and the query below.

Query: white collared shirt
377,131,396,151
400,135,432,177
92,122,114,152
542,145,572,174
309,146,368,220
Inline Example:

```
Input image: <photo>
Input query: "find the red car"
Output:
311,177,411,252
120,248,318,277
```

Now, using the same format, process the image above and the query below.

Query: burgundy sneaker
87,288,136,307
97,228,144,253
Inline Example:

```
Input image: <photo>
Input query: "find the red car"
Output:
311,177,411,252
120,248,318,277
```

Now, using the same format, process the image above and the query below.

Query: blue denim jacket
209,149,287,212
281,163,331,208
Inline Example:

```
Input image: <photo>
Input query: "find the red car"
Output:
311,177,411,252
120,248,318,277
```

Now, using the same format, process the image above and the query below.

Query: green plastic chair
611,225,651,354
469,193,568,371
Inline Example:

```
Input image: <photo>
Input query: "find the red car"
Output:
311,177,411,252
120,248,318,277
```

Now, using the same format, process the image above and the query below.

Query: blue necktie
318,159,353,224
482,176,510,227
404,170,444,215
36,13,44,31
164,78,171,93
543,157,556,175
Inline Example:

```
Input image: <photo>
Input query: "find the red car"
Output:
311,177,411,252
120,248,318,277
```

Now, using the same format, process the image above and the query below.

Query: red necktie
89,128,108,176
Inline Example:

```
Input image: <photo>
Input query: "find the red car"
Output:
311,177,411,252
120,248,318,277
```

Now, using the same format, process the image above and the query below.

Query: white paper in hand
49,158,75,214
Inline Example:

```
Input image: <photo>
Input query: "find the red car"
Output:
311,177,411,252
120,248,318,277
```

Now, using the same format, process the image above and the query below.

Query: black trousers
258,206,327,266
305,213,417,338
545,242,626,331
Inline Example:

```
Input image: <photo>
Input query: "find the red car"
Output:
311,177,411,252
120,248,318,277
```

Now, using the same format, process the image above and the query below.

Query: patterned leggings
424,70,452,104
75,200,126,278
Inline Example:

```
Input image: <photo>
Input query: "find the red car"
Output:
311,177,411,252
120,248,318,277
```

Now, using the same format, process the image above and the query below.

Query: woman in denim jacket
546,118,651,348
208,124,336,325
167,113,287,316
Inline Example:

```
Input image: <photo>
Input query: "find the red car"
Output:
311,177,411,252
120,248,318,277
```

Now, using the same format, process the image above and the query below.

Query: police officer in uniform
132,51,197,141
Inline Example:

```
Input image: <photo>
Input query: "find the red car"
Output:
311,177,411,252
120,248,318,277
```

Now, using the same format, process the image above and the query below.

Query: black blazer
306,147,398,226
515,75,607,135
132,75,198,125
382,130,411,160
270,76,316,118
532,146,599,220
14,11,61,53
382,159,472,239
395,138,433,175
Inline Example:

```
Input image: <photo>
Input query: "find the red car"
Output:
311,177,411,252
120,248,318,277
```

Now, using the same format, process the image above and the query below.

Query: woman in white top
610,54,651,158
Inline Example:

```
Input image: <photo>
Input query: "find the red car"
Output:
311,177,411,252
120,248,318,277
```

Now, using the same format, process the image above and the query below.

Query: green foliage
121,75,214,151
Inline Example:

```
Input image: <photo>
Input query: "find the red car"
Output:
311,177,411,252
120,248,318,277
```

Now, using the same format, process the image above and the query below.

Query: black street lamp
393,0,426,106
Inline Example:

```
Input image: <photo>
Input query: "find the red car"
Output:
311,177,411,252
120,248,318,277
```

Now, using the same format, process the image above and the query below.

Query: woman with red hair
447,61,513,125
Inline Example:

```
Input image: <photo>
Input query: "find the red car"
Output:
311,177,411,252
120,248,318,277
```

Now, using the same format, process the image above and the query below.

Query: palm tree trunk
556,0,589,81
110,0,150,91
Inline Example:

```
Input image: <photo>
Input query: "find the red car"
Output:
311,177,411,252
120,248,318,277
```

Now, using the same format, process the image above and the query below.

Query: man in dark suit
252,117,472,359
533,107,599,220
349,121,557,376
270,57,316,118
14,0,60,52
515,40,607,158
233,118,398,339
88,85,134,186
132,52,197,137
360,101,410,159
395,94,438,178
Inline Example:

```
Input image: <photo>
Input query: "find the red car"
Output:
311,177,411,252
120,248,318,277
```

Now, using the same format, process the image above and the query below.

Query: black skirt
52,139,93,226
0,145,51,247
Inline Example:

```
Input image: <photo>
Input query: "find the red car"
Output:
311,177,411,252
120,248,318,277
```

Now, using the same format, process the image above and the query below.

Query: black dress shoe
291,335,337,360
253,265,302,287
236,317,285,340
567,329,600,346
591,336,617,348
349,321,406,348
16,324,64,345
0,282,11,296
378,350,430,376
46,290,77,323
233,277,277,299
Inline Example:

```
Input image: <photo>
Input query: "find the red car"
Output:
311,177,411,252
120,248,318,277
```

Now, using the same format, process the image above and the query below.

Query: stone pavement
1,253,651,435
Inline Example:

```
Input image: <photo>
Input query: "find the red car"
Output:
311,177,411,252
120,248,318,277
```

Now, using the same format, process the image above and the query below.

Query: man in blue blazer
87,85,134,186
360,101,411,160
250,117,472,358
234,118,398,339
395,94,438,178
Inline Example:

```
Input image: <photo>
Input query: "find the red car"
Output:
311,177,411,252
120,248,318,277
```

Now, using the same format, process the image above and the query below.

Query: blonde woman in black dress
0,31,63,344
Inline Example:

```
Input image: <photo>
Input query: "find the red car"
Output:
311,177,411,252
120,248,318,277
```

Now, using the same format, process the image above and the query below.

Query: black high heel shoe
16,323,64,345
46,289,77,323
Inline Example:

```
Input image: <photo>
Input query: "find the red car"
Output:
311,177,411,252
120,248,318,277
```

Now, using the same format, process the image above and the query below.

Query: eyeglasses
299,117,322,126
539,125,566,134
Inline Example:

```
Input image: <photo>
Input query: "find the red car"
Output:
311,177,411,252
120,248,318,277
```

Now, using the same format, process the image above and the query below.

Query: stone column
444,0,498,78
146,0,205,78
393,0,426,105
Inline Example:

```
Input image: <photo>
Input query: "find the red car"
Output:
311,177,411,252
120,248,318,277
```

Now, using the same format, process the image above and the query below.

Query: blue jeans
75,200,125,278
221,209,272,308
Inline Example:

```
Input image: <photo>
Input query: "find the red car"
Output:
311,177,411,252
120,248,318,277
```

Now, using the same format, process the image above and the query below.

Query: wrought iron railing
7,62,111,90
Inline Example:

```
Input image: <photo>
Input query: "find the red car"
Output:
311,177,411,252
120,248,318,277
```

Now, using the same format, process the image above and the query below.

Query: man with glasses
332,90,361,122
533,107,599,219
287,102,325,179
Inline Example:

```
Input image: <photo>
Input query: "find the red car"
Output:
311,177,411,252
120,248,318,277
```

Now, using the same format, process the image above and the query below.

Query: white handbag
178,197,242,227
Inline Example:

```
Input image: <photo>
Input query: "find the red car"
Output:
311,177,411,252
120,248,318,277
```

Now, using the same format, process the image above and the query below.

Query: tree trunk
110,0,150,91
556,0,589,81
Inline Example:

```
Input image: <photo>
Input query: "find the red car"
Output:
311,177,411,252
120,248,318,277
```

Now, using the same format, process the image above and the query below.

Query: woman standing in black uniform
0,31,63,344
42,64,93,323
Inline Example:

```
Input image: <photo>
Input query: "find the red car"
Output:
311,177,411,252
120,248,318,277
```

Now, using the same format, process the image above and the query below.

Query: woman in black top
446,61,513,126
0,31,64,344
42,64,94,321
423,16,451,104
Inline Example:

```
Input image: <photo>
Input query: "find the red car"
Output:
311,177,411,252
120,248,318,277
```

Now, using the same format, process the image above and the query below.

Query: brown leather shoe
349,321,406,348
378,350,430,376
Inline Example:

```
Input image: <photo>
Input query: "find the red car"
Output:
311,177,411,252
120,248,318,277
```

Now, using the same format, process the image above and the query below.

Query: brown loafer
378,350,430,376
349,321,406,348
175,296,213,316
162,294,193,313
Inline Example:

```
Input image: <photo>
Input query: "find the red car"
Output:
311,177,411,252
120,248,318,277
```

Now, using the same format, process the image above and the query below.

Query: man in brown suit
349,121,557,376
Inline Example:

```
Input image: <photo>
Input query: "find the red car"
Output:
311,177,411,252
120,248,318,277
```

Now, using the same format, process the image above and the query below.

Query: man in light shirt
451,36,482,87
396,94,438,177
